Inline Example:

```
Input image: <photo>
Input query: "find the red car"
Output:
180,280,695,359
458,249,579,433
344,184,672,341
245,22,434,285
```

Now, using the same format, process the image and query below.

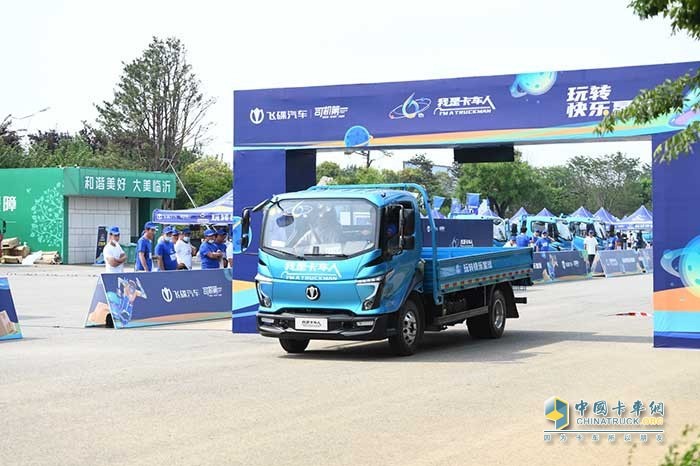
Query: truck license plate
295,317,328,331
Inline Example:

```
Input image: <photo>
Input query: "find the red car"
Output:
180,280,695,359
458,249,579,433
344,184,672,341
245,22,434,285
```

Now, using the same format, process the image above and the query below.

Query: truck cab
518,215,573,250
242,184,532,356
566,216,606,250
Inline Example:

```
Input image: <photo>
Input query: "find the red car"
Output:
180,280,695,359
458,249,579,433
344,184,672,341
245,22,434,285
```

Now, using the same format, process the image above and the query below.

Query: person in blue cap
215,228,228,268
135,222,157,272
103,226,126,273
155,226,178,271
199,228,223,269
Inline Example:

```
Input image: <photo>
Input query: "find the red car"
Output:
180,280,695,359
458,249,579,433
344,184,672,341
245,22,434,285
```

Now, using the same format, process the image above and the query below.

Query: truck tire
388,298,423,356
279,338,309,354
467,288,507,339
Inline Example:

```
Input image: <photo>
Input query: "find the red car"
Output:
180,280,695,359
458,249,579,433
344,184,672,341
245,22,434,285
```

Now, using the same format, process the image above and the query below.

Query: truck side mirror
403,208,415,236
241,208,251,250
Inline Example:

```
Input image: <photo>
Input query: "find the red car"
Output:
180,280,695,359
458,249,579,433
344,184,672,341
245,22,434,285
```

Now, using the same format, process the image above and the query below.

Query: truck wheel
279,338,309,354
467,289,507,339
388,299,423,356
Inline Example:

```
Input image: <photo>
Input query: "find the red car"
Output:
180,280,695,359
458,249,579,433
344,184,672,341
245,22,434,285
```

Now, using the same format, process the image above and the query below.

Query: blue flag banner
433,196,445,210
466,193,480,209
531,251,590,284
0,277,22,341
593,250,645,278
85,269,234,329
450,198,463,215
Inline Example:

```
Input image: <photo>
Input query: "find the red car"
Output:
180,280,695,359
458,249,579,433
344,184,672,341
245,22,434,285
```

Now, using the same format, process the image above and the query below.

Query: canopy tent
536,208,555,217
152,190,239,226
570,206,594,218
509,207,529,223
616,205,653,230
594,207,619,224
478,207,500,218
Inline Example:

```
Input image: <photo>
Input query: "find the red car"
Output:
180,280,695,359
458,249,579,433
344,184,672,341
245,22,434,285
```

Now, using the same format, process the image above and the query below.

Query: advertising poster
596,250,644,278
94,226,108,264
422,218,492,248
531,251,590,284
85,269,232,329
0,277,22,341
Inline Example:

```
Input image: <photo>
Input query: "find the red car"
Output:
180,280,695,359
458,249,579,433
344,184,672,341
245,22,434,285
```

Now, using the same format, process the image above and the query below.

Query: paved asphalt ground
1,266,699,466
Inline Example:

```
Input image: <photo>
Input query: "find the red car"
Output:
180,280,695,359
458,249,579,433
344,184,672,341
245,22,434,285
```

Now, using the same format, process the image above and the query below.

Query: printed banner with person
531,250,590,284
0,277,22,341
85,269,232,329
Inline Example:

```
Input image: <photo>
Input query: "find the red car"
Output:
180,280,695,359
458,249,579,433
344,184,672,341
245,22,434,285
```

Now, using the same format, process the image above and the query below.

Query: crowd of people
502,227,651,267
102,221,235,273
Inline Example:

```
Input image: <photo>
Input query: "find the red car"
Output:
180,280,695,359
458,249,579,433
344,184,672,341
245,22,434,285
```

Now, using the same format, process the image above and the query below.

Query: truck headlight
357,274,386,310
255,274,273,308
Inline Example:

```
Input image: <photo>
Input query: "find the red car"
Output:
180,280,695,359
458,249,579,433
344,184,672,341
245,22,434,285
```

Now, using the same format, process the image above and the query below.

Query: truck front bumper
257,311,396,341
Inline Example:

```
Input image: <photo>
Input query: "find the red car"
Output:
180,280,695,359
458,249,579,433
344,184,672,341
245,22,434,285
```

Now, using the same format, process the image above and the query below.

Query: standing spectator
515,227,531,247
103,226,126,273
215,229,228,268
635,231,646,250
503,236,517,248
199,229,223,269
535,230,553,252
135,222,157,272
155,227,178,271
583,230,598,269
532,230,541,246
616,232,625,250
226,234,234,268
175,228,195,270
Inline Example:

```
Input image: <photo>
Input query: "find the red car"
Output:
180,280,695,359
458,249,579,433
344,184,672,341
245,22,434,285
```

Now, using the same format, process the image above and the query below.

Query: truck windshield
261,198,378,258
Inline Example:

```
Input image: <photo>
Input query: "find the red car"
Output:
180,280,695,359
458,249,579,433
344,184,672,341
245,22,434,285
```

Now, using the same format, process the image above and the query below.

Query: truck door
381,202,419,311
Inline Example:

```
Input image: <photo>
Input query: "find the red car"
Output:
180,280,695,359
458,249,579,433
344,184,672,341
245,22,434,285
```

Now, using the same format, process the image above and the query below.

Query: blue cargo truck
241,184,533,356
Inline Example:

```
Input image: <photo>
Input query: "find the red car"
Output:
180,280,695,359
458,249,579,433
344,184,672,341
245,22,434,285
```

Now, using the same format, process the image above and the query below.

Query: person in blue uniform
199,229,223,269
515,227,531,247
135,222,157,272
535,230,553,252
155,226,178,271
215,229,228,268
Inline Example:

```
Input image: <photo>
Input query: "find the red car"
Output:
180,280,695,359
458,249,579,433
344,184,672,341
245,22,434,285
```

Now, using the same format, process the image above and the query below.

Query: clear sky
1,1,697,167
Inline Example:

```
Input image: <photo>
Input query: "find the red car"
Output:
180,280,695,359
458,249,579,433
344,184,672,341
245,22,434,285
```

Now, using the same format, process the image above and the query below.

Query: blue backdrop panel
85,270,232,329
653,136,700,348
422,218,492,248
0,277,22,341
595,250,645,277
232,149,317,333
234,62,698,151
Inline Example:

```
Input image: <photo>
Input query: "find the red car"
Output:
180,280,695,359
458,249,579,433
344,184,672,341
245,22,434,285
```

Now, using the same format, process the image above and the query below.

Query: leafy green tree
316,161,342,181
175,156,232,208
455,153,539,217
596,0,700,161
96,36,214,172
565,153,648,216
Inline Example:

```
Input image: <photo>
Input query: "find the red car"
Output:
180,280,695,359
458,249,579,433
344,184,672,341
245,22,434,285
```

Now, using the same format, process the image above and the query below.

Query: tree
454,153,540,217
596,1,700,161
0,116,21,148
96,37,214,172
316,161,341,181
565,153,648,215
175,156,232,209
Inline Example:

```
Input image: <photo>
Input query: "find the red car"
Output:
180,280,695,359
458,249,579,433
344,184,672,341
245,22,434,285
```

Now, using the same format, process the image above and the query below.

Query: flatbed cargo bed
422,247,533,296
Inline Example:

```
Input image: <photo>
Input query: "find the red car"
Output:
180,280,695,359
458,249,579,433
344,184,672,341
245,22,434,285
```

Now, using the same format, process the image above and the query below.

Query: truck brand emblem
305,285,320,301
